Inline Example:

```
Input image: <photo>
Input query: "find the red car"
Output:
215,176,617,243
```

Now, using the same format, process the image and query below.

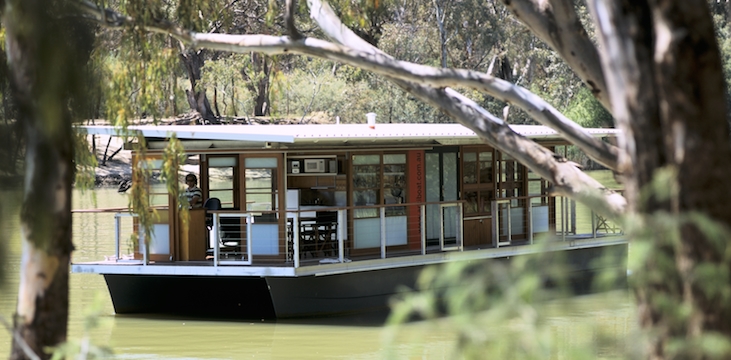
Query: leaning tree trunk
179,49,217,123
242,52,272,117
4,0,84,358
589,0,731,357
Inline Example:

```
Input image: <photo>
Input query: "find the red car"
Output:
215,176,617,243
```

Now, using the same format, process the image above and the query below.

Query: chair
315,211,338,256
203,198,240,257
298,212,339,259
203,197,222,230
299,220,319,258
595,213,621,234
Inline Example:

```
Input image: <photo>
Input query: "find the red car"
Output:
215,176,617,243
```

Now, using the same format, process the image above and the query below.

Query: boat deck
72,233,627,278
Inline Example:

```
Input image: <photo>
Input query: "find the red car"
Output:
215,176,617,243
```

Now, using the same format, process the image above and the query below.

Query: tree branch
306,0,625,219
501,0,610,110
192,32,621,171
0,315,41,360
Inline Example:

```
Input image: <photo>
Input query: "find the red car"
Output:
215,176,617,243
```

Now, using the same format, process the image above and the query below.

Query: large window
352,153,407,218
497,152,525,202
352,154,380,218
133,157,168,207
208,156,237,209
352,152,408,249
383,154,406,216
245,157,278,212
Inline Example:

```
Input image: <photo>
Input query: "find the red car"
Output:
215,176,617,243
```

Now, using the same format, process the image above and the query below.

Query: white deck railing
97,196,621,267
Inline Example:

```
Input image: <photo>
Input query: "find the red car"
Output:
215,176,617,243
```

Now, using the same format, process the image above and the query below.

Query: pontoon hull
102,243,628,319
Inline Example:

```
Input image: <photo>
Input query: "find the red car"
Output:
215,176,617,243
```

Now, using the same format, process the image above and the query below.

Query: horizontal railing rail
492,195,624,247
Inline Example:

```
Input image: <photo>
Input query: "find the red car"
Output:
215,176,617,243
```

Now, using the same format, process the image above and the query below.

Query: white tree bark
501,0,610,110
434,0,449,68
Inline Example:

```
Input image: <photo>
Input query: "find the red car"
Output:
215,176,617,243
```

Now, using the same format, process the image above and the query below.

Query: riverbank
90,134,201,187
91,134,133,187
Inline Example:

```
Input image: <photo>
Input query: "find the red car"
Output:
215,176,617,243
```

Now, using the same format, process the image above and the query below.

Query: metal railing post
570,199,577,235
507,202,512,244
420,204,426,255
114,214,121,260
492,201,498,248
293,214,300,268
380,207,387,259
562,197,567,241
495,202,501,248
528,203,534,245
338,210,345,263
246,213,253,263
213,213,219,267
141,233,148,266
439,205,444,250
458,204,464,251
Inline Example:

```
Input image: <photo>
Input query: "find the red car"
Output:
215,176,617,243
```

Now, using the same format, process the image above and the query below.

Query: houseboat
72,122,628,318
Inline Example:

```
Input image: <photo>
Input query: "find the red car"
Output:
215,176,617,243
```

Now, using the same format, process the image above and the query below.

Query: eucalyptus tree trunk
433,0,448,68
242,52,272,117
588,0,731,357
180,49,217,123
4,1,79,358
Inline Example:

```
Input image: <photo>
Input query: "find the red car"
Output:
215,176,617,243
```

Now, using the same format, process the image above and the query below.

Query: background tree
3,0,94,358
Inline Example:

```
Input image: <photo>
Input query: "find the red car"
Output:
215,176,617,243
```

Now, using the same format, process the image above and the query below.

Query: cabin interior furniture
218,217,246,257
299,220,317,258
299,211,338,258
203,197,242,258
203,197,222,229
315,211,338,257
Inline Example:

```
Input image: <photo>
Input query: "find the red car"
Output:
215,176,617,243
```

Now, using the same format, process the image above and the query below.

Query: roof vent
366,112,376,129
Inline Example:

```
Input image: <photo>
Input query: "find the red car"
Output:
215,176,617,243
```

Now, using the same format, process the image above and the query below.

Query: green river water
0,172,637,359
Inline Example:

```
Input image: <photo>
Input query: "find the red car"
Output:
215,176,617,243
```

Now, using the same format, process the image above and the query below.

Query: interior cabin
87,123,619,266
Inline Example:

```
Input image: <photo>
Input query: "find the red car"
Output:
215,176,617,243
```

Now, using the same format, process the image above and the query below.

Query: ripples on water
0,187,637,359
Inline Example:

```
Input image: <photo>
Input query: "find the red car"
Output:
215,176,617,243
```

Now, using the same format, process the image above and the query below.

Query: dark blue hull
103,243,628,319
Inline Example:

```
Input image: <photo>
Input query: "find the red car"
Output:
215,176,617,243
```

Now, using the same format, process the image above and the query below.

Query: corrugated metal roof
80,123,620,144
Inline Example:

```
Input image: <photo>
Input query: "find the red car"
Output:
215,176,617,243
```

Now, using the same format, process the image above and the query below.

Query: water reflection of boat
72,122,627,319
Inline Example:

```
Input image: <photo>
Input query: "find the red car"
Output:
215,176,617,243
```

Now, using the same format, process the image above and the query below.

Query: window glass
137,159,163,170
353,155,381,218
150,183,169,207
442,152,458,202
353,154,380,165
209,167,234,189
209,157,236,167
384,154,406,164
528,177,543,196
245,158,277,168
479,151,493,184
425,153,441,203
245,158,277,212
480,191,494,213
384,155,406,216
465,191,478,214
463,152,477,184
208,157,236,208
